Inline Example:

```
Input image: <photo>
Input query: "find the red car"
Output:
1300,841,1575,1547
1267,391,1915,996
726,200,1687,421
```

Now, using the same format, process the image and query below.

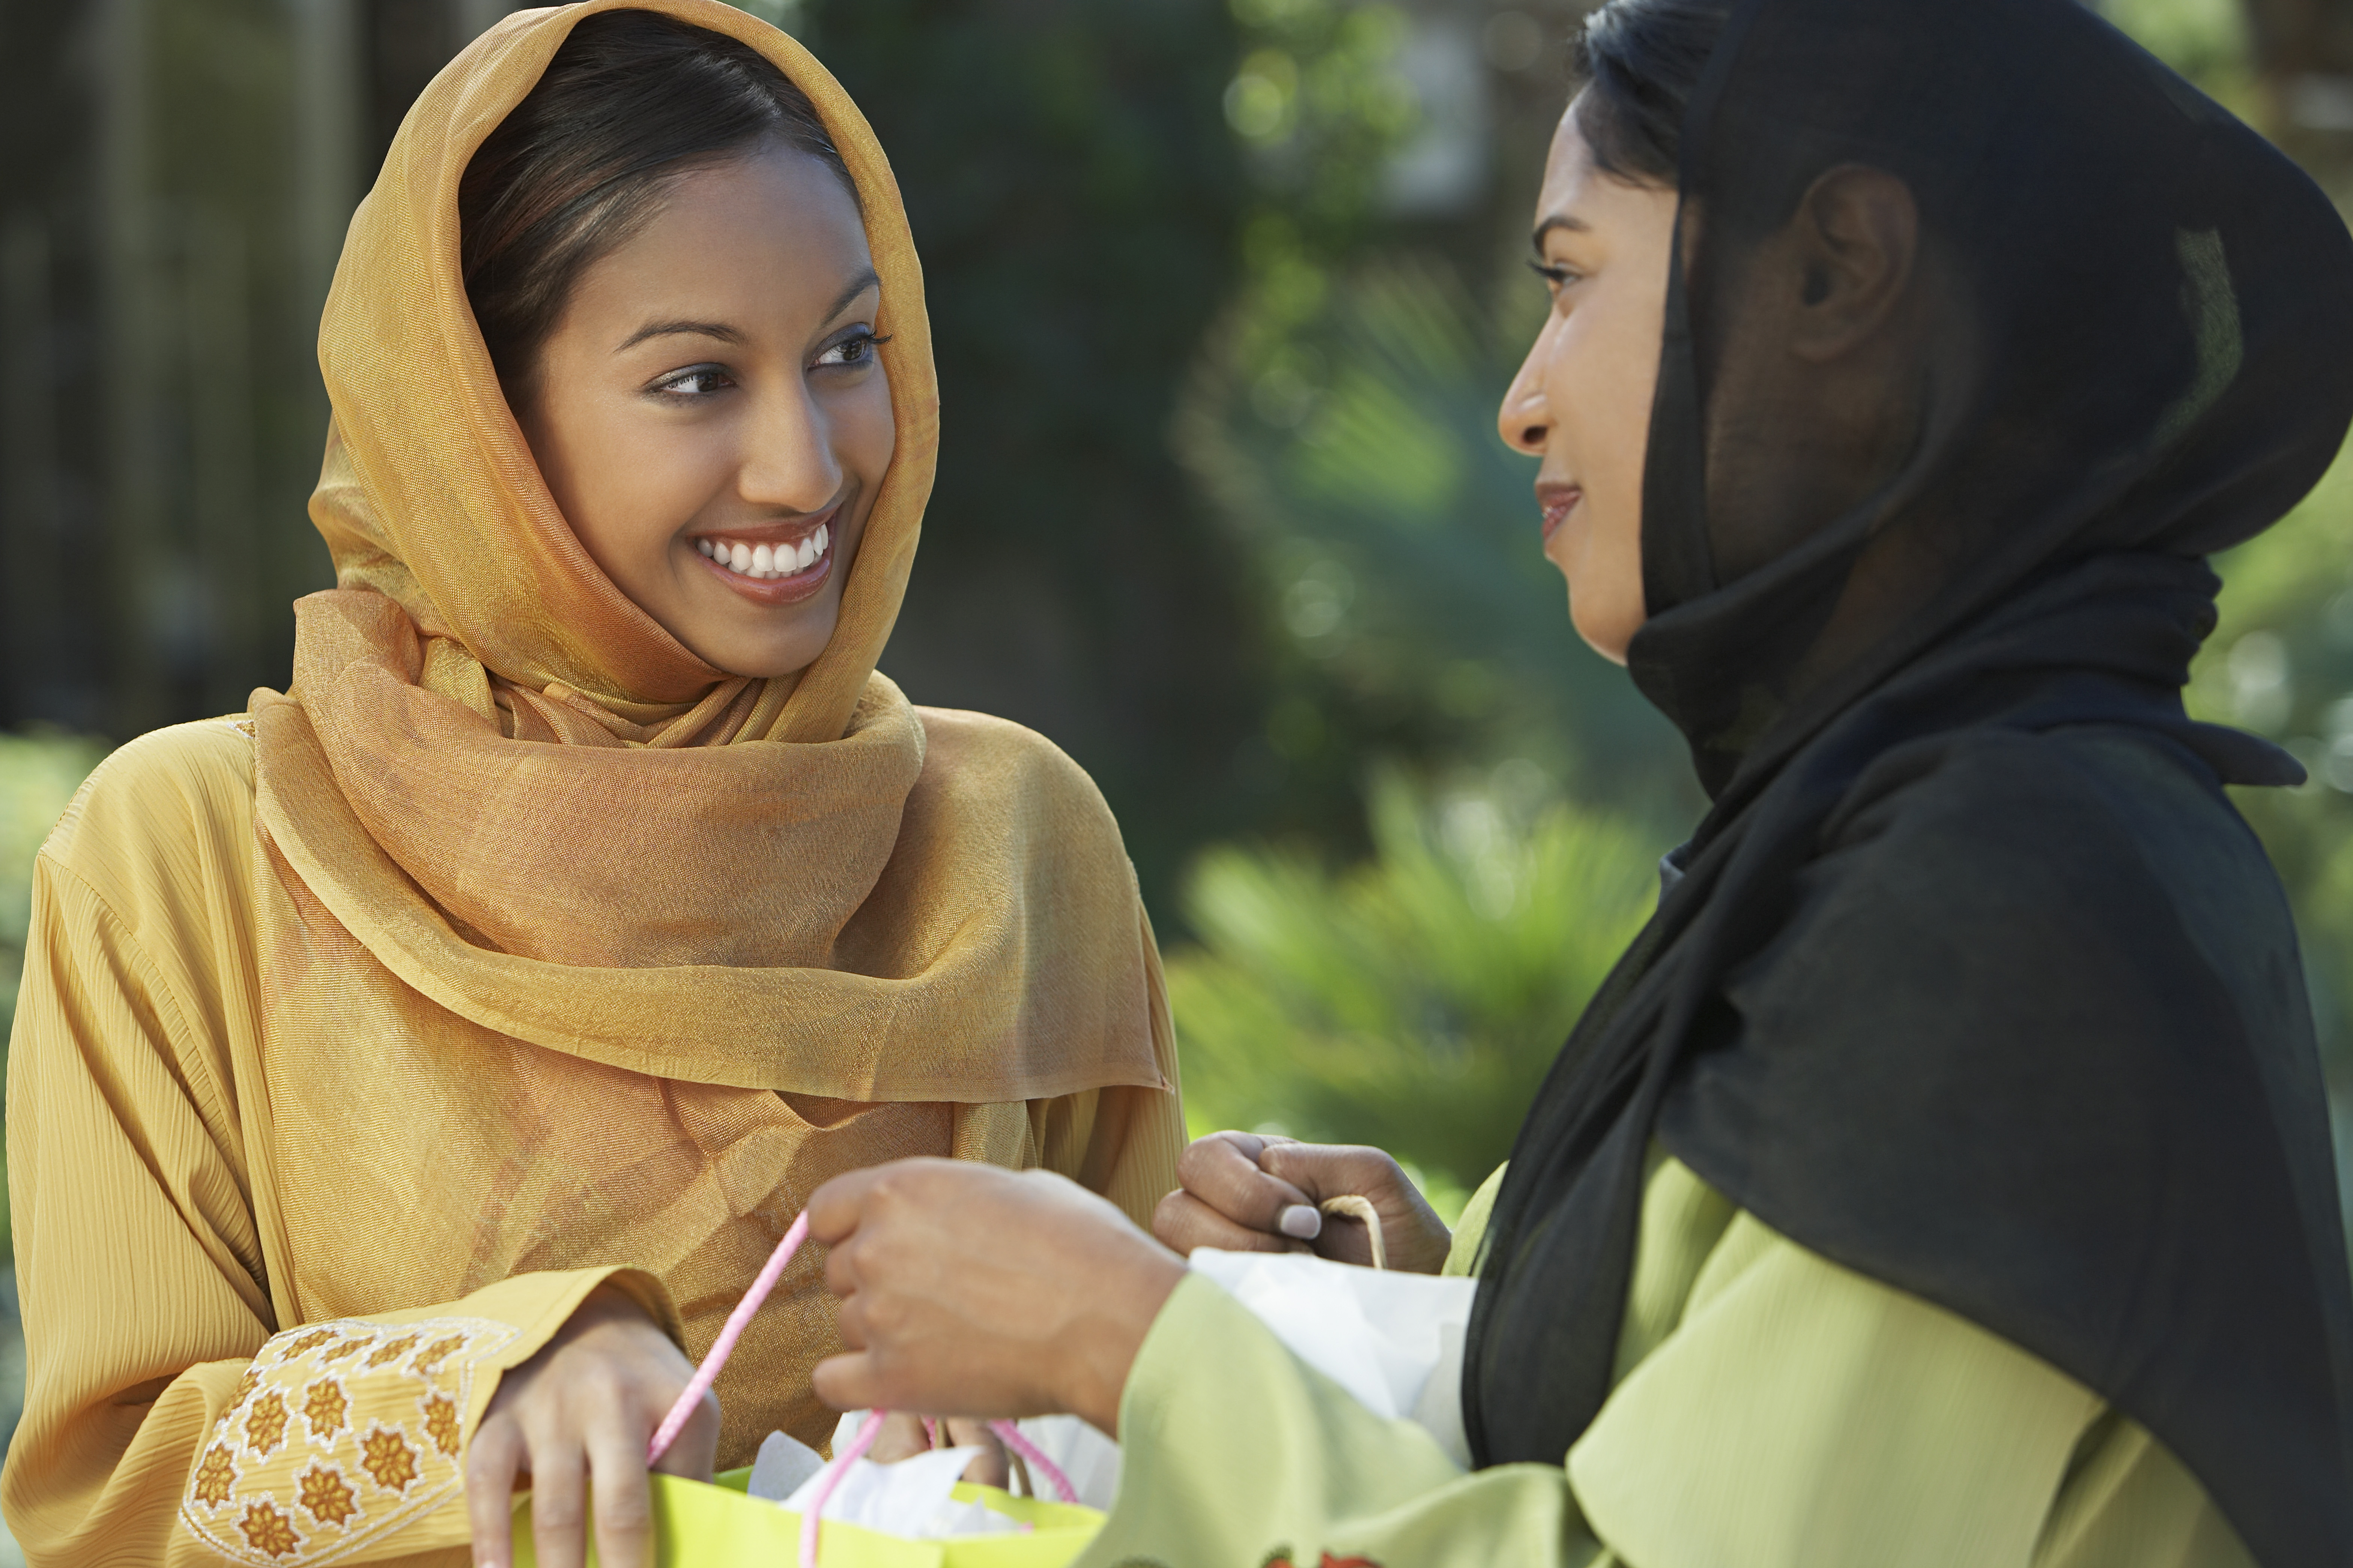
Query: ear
1789,165,1918,362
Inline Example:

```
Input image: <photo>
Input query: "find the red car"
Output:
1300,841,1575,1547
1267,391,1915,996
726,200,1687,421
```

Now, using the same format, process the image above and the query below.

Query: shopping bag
510,1466,1104,1568
508,1206,1105,1566
1189,1244,1478,1466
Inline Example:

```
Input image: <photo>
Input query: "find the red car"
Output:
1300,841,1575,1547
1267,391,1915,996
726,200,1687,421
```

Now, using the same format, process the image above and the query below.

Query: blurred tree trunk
2243,0,2353,76
2242,0,2353,183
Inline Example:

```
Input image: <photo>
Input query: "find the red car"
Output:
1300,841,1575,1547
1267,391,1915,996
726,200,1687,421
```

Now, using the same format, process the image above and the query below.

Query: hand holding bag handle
643,1206,1079,1566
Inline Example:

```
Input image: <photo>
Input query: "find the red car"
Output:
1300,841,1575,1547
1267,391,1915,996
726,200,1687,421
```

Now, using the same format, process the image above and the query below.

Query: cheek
1550,295,1661,510
533,392,717,568
840,378,898,484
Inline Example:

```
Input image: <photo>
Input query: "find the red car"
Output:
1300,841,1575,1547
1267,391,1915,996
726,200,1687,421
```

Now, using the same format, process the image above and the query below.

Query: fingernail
1278,1204,1323,1240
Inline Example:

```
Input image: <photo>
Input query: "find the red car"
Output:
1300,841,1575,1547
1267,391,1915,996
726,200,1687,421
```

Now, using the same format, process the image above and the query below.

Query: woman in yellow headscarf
0,6,1184,1566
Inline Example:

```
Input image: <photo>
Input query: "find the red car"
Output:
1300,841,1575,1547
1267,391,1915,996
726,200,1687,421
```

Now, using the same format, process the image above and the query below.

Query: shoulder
1807,722,2283,952
1830,722,2245,865
911,706,1118,823
41,716,257,918
1714,720,2308,1095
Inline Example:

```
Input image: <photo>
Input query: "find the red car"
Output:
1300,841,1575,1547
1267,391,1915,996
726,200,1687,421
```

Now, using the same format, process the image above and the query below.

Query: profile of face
1497,105,1679,665
515,140,894,679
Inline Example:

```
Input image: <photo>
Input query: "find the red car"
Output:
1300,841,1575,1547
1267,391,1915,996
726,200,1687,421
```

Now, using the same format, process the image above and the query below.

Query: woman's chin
677,613,836,683
1567,594,1637,667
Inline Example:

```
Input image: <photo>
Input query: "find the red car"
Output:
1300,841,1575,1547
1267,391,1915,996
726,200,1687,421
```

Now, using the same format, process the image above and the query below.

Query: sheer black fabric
1461,2,2353,1562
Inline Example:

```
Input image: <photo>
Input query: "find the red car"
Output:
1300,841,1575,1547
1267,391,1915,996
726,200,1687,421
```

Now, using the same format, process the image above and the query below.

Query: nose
738,375,843,513
1497,326,1553,457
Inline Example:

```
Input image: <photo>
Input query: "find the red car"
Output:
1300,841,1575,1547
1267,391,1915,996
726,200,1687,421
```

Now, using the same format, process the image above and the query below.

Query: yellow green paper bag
511,1466,1105,1568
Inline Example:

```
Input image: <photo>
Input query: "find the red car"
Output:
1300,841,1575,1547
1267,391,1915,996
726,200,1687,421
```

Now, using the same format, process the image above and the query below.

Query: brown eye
655,366,731,397
815,329,890,369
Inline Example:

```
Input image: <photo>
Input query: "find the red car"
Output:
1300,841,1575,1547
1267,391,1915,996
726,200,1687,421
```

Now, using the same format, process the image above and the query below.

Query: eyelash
1528,258,1583,290
817,327,892,368
649,329,893,399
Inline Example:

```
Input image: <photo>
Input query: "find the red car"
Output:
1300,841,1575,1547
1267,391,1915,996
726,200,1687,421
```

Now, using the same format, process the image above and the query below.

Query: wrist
1064,1244,1185,1437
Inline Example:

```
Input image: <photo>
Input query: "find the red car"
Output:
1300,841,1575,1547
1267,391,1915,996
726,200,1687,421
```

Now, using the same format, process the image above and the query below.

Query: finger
465,1418,524,1568
869,1411,932,1464
587,1426,655,1568
527,1436,587,1568
1174,1132,1319,1239
1253,1141,1402,1206
647,1385,720,1483
942,1418,1008,1487
1311,1204,1380,1267
1152,1189,1300,1256
806,1164,891,1247
812,1349,885,1412
833,1292,869,1352
824,1232,863,1302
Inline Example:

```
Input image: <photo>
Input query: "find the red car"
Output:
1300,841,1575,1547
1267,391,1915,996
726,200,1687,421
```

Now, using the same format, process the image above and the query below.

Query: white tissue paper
995,1413,1122,1510
745,1429,827,1502
819,1411,1121,1514
768,1434,1022,1538
1188,1247,1479,1468
745,1410,1125,1537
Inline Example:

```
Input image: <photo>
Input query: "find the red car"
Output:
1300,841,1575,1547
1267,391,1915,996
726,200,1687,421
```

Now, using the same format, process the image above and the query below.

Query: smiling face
1496,103,1681,665
514,140,894,680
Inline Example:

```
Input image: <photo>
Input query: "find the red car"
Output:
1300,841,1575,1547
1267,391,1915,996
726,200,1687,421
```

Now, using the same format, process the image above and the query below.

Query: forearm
1079,1274,1608,1568
7,1262,664,1566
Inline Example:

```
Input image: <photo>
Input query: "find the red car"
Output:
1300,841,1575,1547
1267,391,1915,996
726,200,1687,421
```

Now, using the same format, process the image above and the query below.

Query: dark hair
1570,0,1734,185
458,10,857,397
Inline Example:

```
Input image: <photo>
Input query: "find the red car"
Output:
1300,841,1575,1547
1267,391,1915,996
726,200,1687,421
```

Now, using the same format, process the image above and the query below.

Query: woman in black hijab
800,1,2353,1563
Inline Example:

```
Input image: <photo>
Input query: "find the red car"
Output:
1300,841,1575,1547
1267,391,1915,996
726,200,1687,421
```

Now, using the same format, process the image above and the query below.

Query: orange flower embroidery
320,1337,366,1364
297,1463,361,1527
237,1499,302,1559
190,1444,238,1509
244,1390,291,1456
359,1425,419,1494
422,1392,462,1457
232,1368,263,1405
302,1377,349,1440
365,1334,421,1370
413,1334,468,1375
282,1328,338,1359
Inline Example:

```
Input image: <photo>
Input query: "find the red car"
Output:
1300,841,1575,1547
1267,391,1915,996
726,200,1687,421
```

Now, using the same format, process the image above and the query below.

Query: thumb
807,1166,887,1248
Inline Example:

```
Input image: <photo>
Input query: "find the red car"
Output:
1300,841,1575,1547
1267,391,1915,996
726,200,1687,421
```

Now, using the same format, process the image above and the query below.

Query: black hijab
1462,2,2353,1564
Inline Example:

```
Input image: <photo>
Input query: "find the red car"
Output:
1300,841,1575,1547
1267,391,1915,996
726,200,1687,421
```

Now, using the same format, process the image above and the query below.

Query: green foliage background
2,0,2349,1265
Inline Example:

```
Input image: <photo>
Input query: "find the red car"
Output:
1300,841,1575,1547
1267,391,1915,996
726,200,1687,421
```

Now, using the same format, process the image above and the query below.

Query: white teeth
701,526,833,580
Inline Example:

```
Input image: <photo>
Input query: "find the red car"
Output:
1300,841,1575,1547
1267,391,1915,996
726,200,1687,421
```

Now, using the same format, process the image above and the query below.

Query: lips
1536,482,1582,542
689,503,841,607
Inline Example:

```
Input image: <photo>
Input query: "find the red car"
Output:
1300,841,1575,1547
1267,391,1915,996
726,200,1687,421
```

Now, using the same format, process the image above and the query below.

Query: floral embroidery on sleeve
179,1316,517,1565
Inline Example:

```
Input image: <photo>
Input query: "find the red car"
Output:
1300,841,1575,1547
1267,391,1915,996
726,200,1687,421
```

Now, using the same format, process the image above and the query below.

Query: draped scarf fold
249,0,1168,1104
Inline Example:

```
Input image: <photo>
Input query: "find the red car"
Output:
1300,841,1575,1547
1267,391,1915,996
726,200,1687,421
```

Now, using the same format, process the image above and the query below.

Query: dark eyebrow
616,318,747,353
612,268,883,354
824,268,883,323
1531,213,1591,252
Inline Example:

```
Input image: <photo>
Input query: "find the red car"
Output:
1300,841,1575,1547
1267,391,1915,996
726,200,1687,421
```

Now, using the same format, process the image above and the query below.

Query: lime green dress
1081,1153,2252,1568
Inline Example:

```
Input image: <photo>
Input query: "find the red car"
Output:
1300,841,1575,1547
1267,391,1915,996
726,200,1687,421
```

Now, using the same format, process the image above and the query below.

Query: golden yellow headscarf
251,0,1168,1099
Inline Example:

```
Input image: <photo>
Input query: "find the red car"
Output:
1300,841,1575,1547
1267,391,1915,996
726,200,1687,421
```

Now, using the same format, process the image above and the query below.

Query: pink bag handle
643,1206,1079,1565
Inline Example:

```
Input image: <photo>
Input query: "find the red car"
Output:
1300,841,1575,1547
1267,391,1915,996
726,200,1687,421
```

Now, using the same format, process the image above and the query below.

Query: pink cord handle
799,1408,885,1566
642,1203,1083,1565
646,1211,809,1465
987,1419,1079,1505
